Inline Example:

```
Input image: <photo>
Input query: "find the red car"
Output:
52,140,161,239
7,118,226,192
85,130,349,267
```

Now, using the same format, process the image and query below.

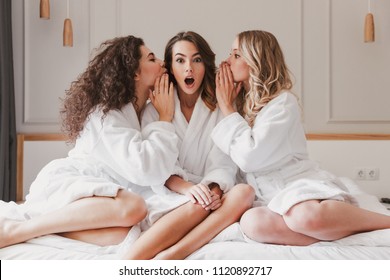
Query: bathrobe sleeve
95,108,179,186
141,103,189,181
201,145,238,192
211,92,303,173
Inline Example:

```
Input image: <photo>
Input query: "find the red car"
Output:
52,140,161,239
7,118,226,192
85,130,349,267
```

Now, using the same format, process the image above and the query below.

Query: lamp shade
364,13,375,43
63,18,73,47
40,0,50,19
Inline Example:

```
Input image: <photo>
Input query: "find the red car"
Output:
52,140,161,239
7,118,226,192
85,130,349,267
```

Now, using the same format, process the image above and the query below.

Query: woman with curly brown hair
0,35,179,252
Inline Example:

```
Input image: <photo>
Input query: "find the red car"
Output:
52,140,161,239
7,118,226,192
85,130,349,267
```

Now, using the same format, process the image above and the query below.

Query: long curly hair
237,30,293,126
60,35,144,142
164,31,217,111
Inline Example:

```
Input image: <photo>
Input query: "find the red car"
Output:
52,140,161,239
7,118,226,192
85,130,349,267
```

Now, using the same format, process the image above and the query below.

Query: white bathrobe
211,91,356,215
140,90,238,229
0,103,179,252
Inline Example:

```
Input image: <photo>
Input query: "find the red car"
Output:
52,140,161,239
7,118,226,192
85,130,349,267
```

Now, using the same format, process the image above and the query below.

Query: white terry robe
140,90,238,229
211,91,356,215
0,103,179,254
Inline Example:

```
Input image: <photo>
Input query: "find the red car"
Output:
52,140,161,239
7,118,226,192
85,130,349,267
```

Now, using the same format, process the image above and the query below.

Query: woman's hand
149,74,174,122
185,183,212,207
203,183,223,211
203,191,222,211
215,62,242,116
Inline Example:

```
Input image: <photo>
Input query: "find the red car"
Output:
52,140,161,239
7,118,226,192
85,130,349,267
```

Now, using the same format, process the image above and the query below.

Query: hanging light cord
67,0,70,19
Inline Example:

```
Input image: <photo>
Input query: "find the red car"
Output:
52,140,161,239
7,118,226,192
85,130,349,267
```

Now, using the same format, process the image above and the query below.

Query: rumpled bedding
1,177,389,260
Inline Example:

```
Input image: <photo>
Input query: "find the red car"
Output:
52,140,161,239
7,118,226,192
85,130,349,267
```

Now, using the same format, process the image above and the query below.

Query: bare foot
0,217,23,248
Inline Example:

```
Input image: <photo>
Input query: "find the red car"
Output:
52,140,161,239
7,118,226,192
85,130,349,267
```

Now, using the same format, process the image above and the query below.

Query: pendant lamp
40,0,50,19
63,0,73,47
364,0,375,42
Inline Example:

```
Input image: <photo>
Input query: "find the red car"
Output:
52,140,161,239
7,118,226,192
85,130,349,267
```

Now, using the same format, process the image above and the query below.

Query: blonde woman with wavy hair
212,30,390,246
239,30,293,126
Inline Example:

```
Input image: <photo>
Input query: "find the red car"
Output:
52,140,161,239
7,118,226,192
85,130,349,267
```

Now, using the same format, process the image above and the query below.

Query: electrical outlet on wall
354,167,380,181
354,168,366,180
366,167,380,180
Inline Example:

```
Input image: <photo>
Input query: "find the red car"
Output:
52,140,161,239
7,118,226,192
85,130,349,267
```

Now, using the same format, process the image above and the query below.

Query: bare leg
123,201,210,260
0,189,146,248
284,199,390,241
154,184,255,260
240,206,318,246
59,227,131,246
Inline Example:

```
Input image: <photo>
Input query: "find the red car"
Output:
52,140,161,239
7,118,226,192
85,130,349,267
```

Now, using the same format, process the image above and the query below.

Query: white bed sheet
1,178,390,260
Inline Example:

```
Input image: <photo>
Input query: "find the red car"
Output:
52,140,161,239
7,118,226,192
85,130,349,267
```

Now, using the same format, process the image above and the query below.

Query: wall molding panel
21,0,91,131
13,0,390,133
326,0,390,124
302,0,390,133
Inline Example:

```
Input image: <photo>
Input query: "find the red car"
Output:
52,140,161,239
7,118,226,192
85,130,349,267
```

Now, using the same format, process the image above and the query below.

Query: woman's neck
243,80,250,92
178,89,199,108
177,89,200,123
134,89,148,123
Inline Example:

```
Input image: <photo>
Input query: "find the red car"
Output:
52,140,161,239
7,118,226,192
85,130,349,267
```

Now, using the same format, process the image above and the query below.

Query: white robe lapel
174,92,210,166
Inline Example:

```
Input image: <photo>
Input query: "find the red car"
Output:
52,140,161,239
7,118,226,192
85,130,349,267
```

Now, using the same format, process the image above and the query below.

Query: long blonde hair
237,30,293,126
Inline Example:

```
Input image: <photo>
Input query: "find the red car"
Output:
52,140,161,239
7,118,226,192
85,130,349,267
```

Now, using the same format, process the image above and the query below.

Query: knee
229,184,255,210
119,192,147,226
240,207,277,242
187,201,211,216
285,201,330,234
176,201,210,223
240,208,260,238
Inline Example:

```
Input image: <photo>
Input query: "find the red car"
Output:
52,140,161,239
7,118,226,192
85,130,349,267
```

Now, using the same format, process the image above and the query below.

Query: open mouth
184,77,195,86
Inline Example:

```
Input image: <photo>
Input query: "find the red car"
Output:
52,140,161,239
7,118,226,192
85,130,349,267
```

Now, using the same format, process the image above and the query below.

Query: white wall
12,0,390,198
12,0,390,133
307,140,390,199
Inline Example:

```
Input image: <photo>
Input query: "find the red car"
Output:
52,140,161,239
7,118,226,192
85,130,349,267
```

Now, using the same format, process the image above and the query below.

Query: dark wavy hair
164,31,217,111
60,35,144,142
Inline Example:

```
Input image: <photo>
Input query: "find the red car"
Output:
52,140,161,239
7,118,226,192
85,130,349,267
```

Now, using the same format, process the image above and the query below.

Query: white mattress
1,177,390,260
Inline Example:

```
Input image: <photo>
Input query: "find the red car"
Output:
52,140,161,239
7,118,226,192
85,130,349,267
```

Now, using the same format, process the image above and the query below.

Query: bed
1,178,390,260
1,134,390,260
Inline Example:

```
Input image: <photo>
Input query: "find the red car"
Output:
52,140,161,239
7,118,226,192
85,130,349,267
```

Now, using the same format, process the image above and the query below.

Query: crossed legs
241,199,390,246
123,183,255,260
0,189,146,248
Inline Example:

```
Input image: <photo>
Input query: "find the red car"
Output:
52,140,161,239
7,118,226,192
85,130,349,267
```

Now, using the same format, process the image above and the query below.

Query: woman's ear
134,70,141,81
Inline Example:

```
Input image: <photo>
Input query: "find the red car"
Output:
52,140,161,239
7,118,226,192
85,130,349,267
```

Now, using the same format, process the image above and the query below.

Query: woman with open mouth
124,31,254,260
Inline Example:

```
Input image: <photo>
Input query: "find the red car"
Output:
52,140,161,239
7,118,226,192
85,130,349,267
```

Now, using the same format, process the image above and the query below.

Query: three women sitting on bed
2,30,390,257
0,35,179,249
124,31,254,260
214,30,390,245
